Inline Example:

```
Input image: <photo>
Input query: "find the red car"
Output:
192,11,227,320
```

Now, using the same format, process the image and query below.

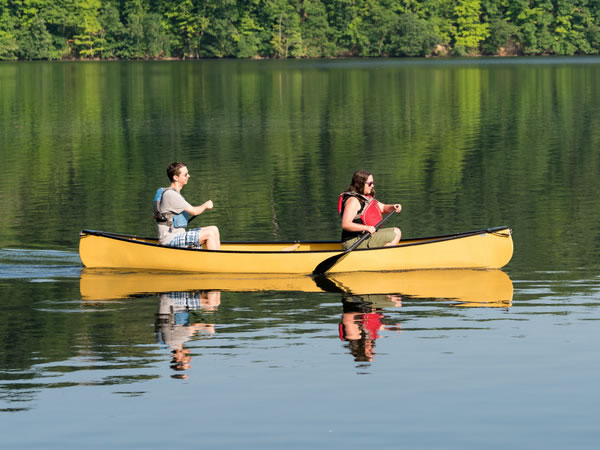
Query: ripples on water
0,249,82,280
2,59,600,447
0,249,599,448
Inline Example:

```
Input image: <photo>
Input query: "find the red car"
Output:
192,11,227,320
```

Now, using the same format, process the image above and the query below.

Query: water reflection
0,268,516,411
324,270,513,307
339,294,403,363
81,269,513,372
80,268,513,307
155,291,221,379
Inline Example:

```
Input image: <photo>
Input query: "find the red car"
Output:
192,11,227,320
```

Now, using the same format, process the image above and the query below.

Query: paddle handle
312,210,397,276
344,210,396,252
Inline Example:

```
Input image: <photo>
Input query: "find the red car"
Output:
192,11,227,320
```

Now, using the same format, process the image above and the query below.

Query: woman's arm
380,202,402,214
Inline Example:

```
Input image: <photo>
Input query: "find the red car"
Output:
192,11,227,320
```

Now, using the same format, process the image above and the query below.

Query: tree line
1,0,599,60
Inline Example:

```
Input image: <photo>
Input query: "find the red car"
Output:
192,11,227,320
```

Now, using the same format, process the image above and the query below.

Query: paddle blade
313,253,345,277
312,273,346,293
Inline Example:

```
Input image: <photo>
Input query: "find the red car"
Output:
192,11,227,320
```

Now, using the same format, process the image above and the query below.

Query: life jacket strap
153,187,190,230
338,192,382,226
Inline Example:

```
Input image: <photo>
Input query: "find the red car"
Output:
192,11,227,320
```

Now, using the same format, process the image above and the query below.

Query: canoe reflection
154,291,220,379
325,270,513,307
80,269,513,307
80,270,513,374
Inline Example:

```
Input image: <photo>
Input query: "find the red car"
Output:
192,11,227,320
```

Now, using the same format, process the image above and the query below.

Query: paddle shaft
312,210,396,276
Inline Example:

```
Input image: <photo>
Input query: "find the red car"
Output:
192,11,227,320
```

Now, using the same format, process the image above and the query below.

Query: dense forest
1,0,600,60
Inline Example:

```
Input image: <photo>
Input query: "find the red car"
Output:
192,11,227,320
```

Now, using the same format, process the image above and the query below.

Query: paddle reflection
154,291,221,379
339,294,403,363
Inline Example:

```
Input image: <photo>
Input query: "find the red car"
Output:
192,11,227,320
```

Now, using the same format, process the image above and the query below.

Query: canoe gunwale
79,226,512,255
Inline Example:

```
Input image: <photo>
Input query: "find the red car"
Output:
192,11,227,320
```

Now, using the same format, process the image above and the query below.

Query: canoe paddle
312,210,396,276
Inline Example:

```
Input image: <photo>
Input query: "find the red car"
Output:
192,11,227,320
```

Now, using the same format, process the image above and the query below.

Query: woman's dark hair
167,162,187,182
347,170,375,197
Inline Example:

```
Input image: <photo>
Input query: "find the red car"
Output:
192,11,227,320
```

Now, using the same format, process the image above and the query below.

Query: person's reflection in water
154,290,221,379
339,294,402,363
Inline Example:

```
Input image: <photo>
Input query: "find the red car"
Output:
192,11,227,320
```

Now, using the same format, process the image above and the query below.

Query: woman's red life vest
338,192,383,226
338,312,384,341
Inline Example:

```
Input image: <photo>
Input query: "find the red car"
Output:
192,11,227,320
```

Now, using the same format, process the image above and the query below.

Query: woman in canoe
153,162,221,250
339,170,401,249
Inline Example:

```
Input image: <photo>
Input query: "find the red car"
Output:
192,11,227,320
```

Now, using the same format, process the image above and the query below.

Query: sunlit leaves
0,0,18,59
452,0,490,55
1,0,600,59
72,0,104,58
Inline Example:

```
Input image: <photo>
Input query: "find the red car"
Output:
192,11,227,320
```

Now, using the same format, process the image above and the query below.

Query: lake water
1,58,600,448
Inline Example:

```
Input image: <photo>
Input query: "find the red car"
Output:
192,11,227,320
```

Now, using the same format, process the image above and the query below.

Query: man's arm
185,200,213,217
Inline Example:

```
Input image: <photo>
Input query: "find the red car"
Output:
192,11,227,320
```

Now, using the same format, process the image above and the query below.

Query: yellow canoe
80,268,513,307
79,226,513,274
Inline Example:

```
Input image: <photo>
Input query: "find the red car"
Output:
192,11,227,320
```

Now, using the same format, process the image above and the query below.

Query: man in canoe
339,170,402,249
153,162,221,250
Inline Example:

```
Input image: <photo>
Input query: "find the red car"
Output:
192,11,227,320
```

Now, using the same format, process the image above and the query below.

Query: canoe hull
79,227,513,274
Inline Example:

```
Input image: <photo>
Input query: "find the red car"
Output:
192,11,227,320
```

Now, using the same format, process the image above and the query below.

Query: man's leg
198,226,220,250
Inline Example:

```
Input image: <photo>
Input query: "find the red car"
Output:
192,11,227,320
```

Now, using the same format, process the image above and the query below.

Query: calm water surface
1,58,600,448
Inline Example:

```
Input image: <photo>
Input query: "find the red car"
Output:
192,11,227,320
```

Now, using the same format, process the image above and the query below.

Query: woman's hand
382,203,401,214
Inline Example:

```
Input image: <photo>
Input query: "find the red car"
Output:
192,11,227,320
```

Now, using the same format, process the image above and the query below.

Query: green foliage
452,0,490,55
234,10,264,58
0,0,18,60
163,0,206,58
144,12,171,58
352,0,403,56
266,0,303,58
388,13,440,56
195,0,241,58
15,15,60,59
72,0,104,58
299,0,335,57
98,2,125,59
2,0,600,59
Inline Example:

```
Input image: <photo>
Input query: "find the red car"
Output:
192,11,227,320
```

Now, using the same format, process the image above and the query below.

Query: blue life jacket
152,188,192,229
